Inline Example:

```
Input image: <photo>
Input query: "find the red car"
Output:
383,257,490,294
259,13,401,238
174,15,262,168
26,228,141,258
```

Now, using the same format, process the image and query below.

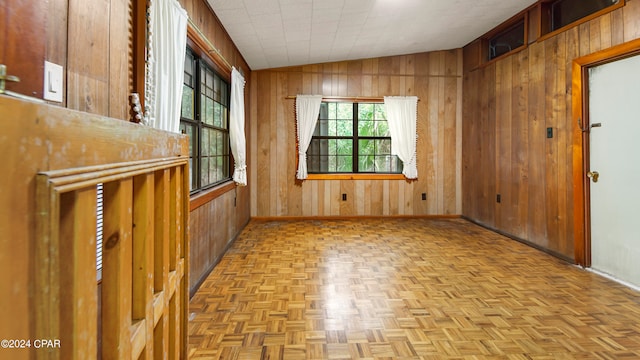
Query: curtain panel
384,96,419,179
230,67,247,186
147,0,188,133
295,95,323,180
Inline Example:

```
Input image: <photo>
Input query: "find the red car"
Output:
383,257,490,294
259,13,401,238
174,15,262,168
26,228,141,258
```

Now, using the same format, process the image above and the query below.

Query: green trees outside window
307,102,403,174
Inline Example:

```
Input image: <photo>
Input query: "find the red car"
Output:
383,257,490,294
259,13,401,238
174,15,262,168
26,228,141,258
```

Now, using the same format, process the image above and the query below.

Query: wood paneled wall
179,0,251,77
250,51,463,217
461,0,640,260
38,0,253,300
44,0,131,118
178,0,252,294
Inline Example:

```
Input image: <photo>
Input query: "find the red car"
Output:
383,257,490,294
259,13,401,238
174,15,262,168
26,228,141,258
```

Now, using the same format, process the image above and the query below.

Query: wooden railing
36,157,189,359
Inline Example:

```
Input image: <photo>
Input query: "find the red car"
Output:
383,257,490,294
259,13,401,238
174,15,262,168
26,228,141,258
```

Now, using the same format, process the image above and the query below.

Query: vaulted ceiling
207,0,536,70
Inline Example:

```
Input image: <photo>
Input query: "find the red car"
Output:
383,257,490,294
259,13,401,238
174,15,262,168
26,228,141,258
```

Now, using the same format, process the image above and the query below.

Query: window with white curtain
179,47,231,192
307,102,403,174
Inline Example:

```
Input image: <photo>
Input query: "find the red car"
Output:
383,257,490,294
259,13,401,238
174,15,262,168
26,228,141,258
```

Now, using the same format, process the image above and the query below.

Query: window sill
306,174,406,180
190,180,235,211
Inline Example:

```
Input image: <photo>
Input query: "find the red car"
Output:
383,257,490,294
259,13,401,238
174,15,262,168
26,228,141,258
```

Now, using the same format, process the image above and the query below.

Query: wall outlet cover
44,61,63,103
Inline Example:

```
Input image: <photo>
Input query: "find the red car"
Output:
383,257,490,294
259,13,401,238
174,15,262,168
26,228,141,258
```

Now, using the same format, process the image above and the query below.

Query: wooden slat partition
36,157,189,359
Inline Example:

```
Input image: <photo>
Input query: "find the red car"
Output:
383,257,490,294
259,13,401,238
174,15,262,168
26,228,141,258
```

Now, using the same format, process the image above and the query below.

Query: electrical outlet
496,194,501,203
422,193,426,200
546,127,553,138
342,193,347,201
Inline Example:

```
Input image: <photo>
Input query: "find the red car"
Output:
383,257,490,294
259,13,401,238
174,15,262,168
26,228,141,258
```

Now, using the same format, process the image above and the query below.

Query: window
307,102,403,174
180,48,231,192
542,0,622,35
488,19,525,61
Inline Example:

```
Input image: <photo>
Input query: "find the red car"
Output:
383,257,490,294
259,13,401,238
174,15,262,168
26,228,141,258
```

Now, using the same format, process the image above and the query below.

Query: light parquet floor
188,218,640,359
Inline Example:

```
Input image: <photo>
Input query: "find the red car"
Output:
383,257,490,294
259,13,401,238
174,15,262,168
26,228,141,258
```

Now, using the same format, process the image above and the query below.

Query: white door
588,54,640,288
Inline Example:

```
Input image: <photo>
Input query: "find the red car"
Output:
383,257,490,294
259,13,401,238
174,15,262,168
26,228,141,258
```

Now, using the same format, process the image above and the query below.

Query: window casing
549,0,619,32
540,0,624,38
488,19,526,61
307,102,402,174
180,47,231,193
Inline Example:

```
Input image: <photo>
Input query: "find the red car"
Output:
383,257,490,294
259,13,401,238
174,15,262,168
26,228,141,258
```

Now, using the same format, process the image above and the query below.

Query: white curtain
147,0,188,133
384,96,419,179
295,95,323,180
229,67,247,186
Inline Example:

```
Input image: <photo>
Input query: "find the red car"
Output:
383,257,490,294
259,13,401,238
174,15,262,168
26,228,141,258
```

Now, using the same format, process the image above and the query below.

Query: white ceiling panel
206,0,536,70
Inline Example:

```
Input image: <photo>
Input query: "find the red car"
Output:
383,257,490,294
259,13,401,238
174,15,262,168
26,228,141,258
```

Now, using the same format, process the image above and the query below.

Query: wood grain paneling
176,0,252,295
462,0,640,260
251,51,463,217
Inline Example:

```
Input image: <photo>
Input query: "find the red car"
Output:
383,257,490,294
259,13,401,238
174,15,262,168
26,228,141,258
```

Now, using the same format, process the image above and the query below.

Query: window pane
217,131,225,155
222,105,228,129
308,102,401,174
206,71,214,93
314,119,328,136
337,156,352,172
181,86,194,120
374,120,390,137
209,157,217,183
216,156,224,180
318,102,329,120
359,139,374,155
489,19,525,60
374,104,386,120
337,103,352,120
328,139,337,156
375,155,392,172
336,120,352,136
328,120,337,136
307,151,319,173
358,104,374,120
209,130,217,155
207,98,215,125
214,76,221,102
202,128,210,156
213,102,222,127
189,159,194,189
377,139,391,155
358,155,374,172
337,139,352,155
551,0,617,32
200,157,209,186
327,102,337,119
358,119,374,136
221,84,229,106
328,155,336,172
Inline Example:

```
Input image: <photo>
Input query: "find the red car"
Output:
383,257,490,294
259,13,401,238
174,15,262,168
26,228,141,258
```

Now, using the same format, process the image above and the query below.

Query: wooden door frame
572,38,640,266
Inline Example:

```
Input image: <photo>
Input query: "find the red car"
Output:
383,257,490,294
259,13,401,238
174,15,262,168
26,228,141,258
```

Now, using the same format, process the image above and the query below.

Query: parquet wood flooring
188,218,640,359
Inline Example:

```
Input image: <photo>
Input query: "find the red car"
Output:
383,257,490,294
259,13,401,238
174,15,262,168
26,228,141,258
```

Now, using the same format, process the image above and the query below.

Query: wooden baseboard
189,216,251,298
250,214,462,221
460,216,575,264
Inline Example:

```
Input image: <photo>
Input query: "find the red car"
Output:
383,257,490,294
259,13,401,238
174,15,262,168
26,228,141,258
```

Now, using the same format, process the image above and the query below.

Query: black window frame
307,101,403,174
488,18,526,61
540,0,624,38
180,47,232,194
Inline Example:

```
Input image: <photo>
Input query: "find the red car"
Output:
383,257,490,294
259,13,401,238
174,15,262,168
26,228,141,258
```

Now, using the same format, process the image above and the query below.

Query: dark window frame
539,0,625,40
482,13,529,64
180,47,232,195
488,18,526,61
307,101,403,175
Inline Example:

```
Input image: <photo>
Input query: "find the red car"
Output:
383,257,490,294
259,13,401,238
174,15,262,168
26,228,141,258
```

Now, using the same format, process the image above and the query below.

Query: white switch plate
44,61,63,102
